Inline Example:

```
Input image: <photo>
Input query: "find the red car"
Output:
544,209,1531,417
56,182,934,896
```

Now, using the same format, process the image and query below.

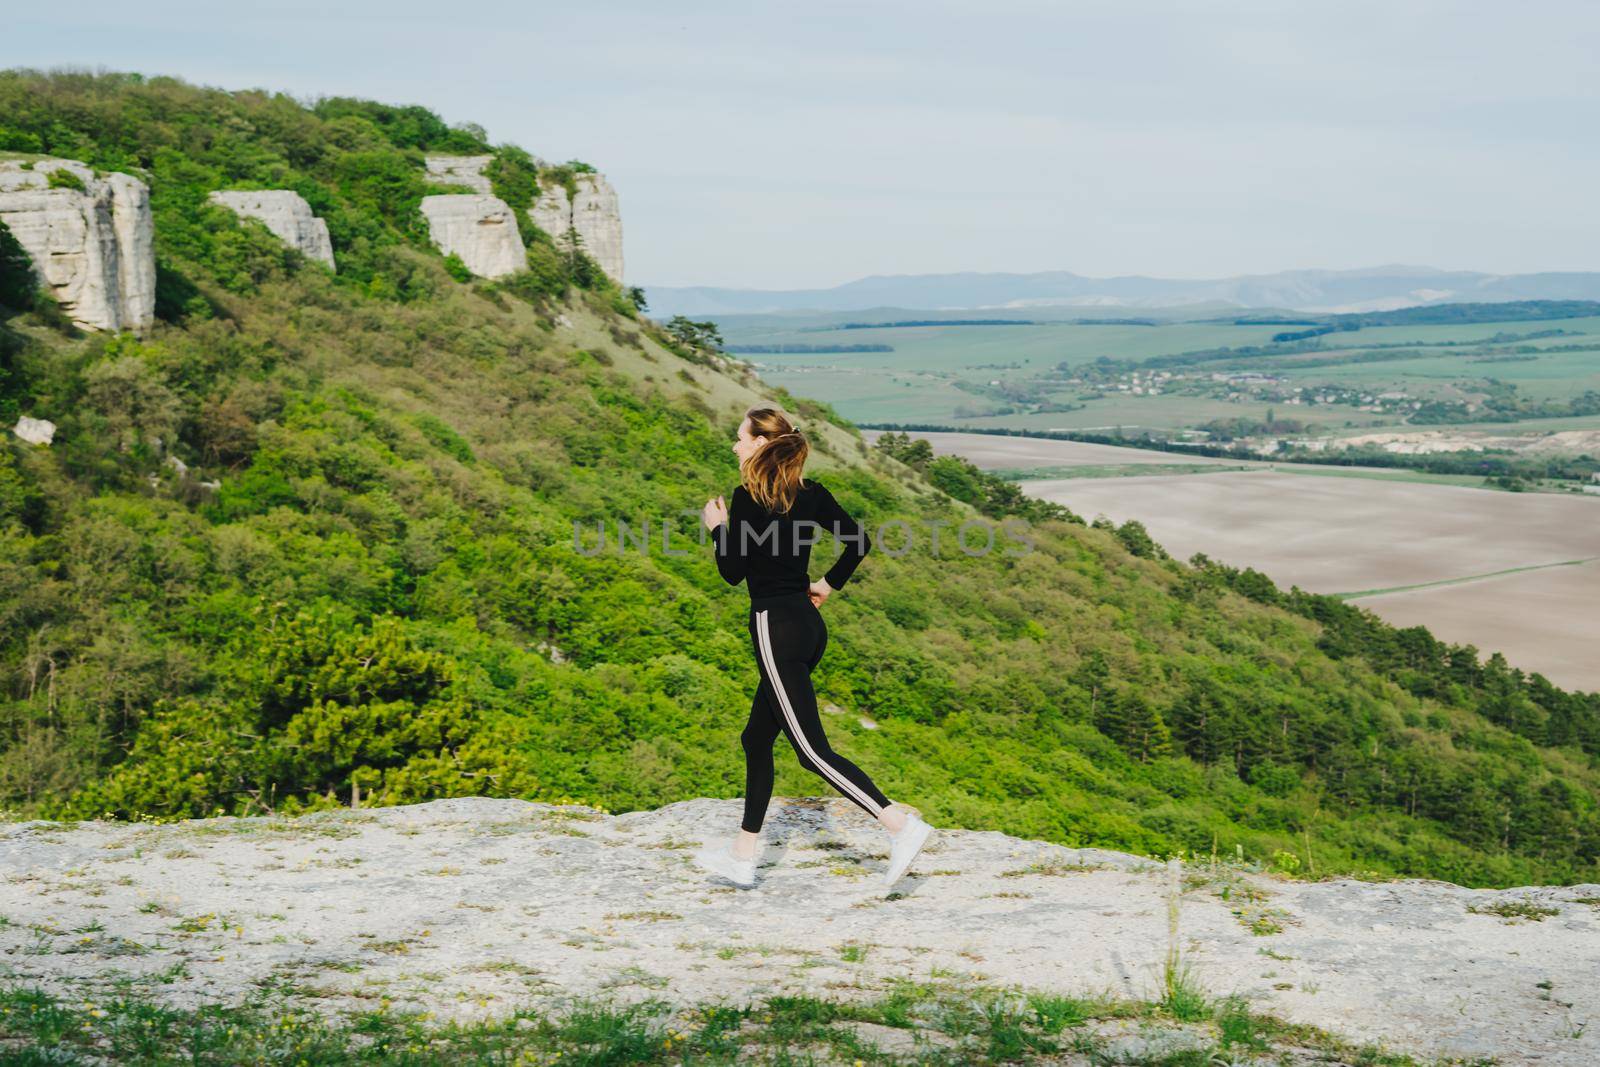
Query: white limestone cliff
208,190,334,269
418,194,526,279
424,155,494,195
571,174,624,284
526,182,570,246
0,159,155,333
529,173,624,284
107,172,156,328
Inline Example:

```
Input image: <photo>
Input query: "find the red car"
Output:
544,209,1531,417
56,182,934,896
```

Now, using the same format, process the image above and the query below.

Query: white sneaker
883,814,934,887
694,842,758,887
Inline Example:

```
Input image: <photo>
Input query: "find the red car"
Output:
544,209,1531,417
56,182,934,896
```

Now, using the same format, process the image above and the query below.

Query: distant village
1069,366,1433,416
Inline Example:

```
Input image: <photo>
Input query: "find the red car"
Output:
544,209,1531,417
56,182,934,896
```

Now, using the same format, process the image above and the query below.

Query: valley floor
3,797,1597,1064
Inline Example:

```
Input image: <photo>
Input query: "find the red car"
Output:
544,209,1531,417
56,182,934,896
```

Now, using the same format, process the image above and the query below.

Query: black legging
741,593,891,833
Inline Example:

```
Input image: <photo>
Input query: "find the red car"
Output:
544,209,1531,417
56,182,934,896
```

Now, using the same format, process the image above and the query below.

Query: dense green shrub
45,167,84,191
486,143,543,247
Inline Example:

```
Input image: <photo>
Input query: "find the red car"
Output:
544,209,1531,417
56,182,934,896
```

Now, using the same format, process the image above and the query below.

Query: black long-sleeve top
713,479,871,598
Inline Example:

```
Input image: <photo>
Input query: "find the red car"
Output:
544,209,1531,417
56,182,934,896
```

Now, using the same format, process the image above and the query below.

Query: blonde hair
740,406,809,513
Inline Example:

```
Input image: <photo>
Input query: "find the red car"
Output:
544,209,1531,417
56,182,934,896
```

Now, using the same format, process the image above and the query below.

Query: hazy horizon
6,1,1599,289
648,261,1598,294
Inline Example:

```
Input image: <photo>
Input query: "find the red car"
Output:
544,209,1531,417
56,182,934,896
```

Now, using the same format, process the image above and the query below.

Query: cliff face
529,173,624,284
418,194,526,278
427,154,623,285
526,183,569,247
0,158,155,332
208,190,335,269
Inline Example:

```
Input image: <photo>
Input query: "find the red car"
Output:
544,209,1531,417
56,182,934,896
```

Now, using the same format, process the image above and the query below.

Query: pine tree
1096,685,1173,762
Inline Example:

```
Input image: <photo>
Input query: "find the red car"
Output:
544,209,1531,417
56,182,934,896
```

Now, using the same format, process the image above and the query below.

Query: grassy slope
0,979,1422,1066
1,74,1597,889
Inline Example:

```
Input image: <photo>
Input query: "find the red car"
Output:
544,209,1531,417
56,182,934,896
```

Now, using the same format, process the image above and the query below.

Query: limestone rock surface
529,173,624,284
2,795,1596,1064
527,182,570,247
419,194,526,279
208,190,334,268
11,416,55,445
425,155,494,195
0,159,155,332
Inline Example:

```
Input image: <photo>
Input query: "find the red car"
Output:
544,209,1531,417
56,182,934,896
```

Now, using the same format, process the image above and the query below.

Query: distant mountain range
644,265,1600,318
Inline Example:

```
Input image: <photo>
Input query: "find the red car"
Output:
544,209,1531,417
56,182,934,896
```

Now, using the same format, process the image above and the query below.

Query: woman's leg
739,680,781,837
803,607,907,834
753,608,891,820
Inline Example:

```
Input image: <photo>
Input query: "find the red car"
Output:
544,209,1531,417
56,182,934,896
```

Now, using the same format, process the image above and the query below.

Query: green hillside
1,70,1597,887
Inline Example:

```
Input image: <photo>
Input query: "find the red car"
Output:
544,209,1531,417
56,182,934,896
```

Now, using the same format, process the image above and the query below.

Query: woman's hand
808,578,833,608
702,495,728,531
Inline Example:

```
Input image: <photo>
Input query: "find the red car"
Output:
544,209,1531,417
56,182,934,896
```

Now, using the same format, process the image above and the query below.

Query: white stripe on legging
755,609,883,816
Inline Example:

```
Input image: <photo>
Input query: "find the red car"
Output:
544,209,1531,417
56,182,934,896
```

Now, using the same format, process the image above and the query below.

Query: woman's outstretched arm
813,481,871,590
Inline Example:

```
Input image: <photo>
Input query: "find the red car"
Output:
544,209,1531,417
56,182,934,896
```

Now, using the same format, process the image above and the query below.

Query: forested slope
1,70,1596,887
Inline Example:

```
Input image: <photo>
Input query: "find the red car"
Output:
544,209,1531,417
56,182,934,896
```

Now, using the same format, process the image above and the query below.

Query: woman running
695,406,933,888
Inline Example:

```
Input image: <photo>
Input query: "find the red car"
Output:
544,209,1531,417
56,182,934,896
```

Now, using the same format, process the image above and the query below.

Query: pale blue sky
6,1,1598,288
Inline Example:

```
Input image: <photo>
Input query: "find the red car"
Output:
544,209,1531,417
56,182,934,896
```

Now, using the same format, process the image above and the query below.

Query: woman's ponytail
741,407,809,513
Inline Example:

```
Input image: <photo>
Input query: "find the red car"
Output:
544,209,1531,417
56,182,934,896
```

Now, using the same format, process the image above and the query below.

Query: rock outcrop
424,155,495,195
2,796,1596,1064
529,173,624,284
207,190,334,269
418,194,526,279
11,416,55,446
427,157,624,283
0,159,155,332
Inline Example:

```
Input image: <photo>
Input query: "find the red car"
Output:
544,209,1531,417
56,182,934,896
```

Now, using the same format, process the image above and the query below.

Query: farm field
1018,469,1600,591
862,429,1525,488
1351,410,1600,437
727,307,1600,439
769,367,1393,432
731,319,1291,372
1346,560,1600,691
1016,467,1600,691
859,429,1228,468
947,395,1384,434
1258,342,1600,406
